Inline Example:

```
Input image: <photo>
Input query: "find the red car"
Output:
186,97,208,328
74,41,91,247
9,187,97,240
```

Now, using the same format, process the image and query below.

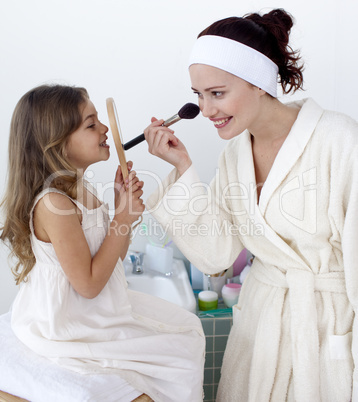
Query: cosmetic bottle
221,283,242,308
198,290,218,311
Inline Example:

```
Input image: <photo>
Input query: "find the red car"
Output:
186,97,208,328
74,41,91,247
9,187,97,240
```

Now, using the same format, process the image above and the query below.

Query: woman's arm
143,118,243,274
34,166,144,299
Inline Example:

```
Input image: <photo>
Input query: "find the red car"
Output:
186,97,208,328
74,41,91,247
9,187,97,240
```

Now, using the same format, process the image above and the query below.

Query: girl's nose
102,123,109,133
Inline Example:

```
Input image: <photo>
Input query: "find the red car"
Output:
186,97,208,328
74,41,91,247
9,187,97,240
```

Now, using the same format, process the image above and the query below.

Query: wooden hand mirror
106,98,129,180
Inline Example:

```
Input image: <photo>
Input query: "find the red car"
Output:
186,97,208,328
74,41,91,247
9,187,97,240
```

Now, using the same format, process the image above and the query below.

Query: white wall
1,0,357,313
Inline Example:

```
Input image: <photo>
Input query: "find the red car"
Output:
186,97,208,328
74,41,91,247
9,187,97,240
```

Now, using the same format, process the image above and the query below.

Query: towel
0,312,141,402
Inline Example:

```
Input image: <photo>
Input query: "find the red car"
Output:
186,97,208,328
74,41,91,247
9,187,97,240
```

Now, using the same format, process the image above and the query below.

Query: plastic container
198,290,218,311
221,283,242,308
145,244,173,275
203,273,226,297
190,263,204,290
239,264,251,284
233,249,248,277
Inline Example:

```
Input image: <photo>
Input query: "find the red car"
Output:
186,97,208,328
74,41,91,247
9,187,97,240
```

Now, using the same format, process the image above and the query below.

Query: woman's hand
113,162,144,226
144,117,192,176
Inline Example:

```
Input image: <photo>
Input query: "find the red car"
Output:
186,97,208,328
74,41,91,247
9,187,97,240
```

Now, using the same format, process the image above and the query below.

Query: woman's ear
257,87,267,96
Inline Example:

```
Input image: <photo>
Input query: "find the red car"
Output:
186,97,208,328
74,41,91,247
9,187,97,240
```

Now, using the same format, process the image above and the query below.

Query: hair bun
247,8,293,47
245,8,303,94
265,9,293,34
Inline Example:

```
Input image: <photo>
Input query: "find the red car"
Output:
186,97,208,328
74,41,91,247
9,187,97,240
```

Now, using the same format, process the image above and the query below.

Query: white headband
188,35,279,97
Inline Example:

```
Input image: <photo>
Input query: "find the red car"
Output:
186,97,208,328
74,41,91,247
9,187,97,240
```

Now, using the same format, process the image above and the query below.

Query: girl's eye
87,124,96,129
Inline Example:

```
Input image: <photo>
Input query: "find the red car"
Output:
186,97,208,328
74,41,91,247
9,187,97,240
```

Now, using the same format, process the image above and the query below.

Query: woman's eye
212,91,223,97
193,91,202,98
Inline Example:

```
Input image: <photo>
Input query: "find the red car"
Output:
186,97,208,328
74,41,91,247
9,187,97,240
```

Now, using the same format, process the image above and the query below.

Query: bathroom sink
125,258,196,313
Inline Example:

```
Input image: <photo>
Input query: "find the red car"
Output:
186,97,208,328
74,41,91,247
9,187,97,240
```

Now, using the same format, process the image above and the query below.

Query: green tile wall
200,314,233,401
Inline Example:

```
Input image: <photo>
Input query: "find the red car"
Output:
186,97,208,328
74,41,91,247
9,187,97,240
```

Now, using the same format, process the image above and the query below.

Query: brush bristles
178,103,200,119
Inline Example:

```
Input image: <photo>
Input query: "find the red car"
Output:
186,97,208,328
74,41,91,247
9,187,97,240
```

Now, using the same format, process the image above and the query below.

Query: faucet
129,252,144,275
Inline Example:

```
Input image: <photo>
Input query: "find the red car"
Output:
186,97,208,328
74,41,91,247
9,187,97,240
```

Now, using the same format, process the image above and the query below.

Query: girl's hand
113,164,144,226
114,160,133,192
144,117,192,175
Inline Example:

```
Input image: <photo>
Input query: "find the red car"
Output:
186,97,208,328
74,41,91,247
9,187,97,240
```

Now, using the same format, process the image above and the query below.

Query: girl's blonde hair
0,84,89,284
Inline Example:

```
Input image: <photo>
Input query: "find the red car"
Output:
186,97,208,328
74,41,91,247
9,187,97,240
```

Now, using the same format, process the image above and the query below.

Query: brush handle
123,133,145,150
123,114,180,151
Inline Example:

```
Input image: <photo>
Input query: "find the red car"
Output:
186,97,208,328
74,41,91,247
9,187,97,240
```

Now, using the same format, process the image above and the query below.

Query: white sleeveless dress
11,187,205,402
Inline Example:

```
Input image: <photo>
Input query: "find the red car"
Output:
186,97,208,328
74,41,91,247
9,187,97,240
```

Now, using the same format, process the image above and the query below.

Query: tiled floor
199,312,233,401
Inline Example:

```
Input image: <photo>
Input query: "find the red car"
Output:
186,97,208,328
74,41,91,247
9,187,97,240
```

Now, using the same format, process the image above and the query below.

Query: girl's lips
100,136,109,148
210,116,232,128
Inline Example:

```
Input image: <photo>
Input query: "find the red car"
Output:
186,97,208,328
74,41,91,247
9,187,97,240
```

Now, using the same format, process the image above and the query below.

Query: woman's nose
200,98,216,118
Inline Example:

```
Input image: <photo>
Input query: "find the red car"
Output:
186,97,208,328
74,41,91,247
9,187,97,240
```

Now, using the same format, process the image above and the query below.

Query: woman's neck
250,97,300,202
250,97,300,146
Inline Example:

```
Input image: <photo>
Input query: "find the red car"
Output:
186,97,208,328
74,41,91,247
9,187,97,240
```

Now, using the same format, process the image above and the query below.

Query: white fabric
10,185,205,402
188,35,278,97
0,312,141,402
147,98,358,401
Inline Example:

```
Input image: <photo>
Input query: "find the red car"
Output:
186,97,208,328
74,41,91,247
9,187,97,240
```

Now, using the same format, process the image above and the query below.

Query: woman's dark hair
198,8,304,94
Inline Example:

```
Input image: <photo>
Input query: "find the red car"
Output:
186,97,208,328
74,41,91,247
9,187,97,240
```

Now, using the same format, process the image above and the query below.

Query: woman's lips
211,117,232,128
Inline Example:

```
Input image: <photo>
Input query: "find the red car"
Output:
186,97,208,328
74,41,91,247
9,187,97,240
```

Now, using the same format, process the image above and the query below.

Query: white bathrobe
147,98,358,402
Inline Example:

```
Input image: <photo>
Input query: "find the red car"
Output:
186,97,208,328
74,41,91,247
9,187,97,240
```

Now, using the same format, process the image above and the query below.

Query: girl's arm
34,165,144,299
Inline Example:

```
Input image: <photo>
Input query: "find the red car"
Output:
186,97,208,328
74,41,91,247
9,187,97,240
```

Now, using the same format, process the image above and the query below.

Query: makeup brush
123,103,200,151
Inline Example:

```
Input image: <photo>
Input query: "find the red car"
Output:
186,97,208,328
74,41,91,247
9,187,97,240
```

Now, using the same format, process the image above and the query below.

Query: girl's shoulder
36,191,80,215
32,188,83,215
31,188,83,241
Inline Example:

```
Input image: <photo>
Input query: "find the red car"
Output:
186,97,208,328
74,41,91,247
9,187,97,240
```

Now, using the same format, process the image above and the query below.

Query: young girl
0,85,205,402
144,8,358,402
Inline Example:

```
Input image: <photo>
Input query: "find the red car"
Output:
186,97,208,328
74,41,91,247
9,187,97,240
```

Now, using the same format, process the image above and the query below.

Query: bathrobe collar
236,98,324,268
237,98,324,215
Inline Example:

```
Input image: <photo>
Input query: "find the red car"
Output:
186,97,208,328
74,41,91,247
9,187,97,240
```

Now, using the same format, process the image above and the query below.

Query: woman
144,8,357,402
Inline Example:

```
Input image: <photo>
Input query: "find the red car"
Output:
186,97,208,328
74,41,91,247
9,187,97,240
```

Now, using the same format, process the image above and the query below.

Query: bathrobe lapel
259,98,324,214
236,98,324,268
